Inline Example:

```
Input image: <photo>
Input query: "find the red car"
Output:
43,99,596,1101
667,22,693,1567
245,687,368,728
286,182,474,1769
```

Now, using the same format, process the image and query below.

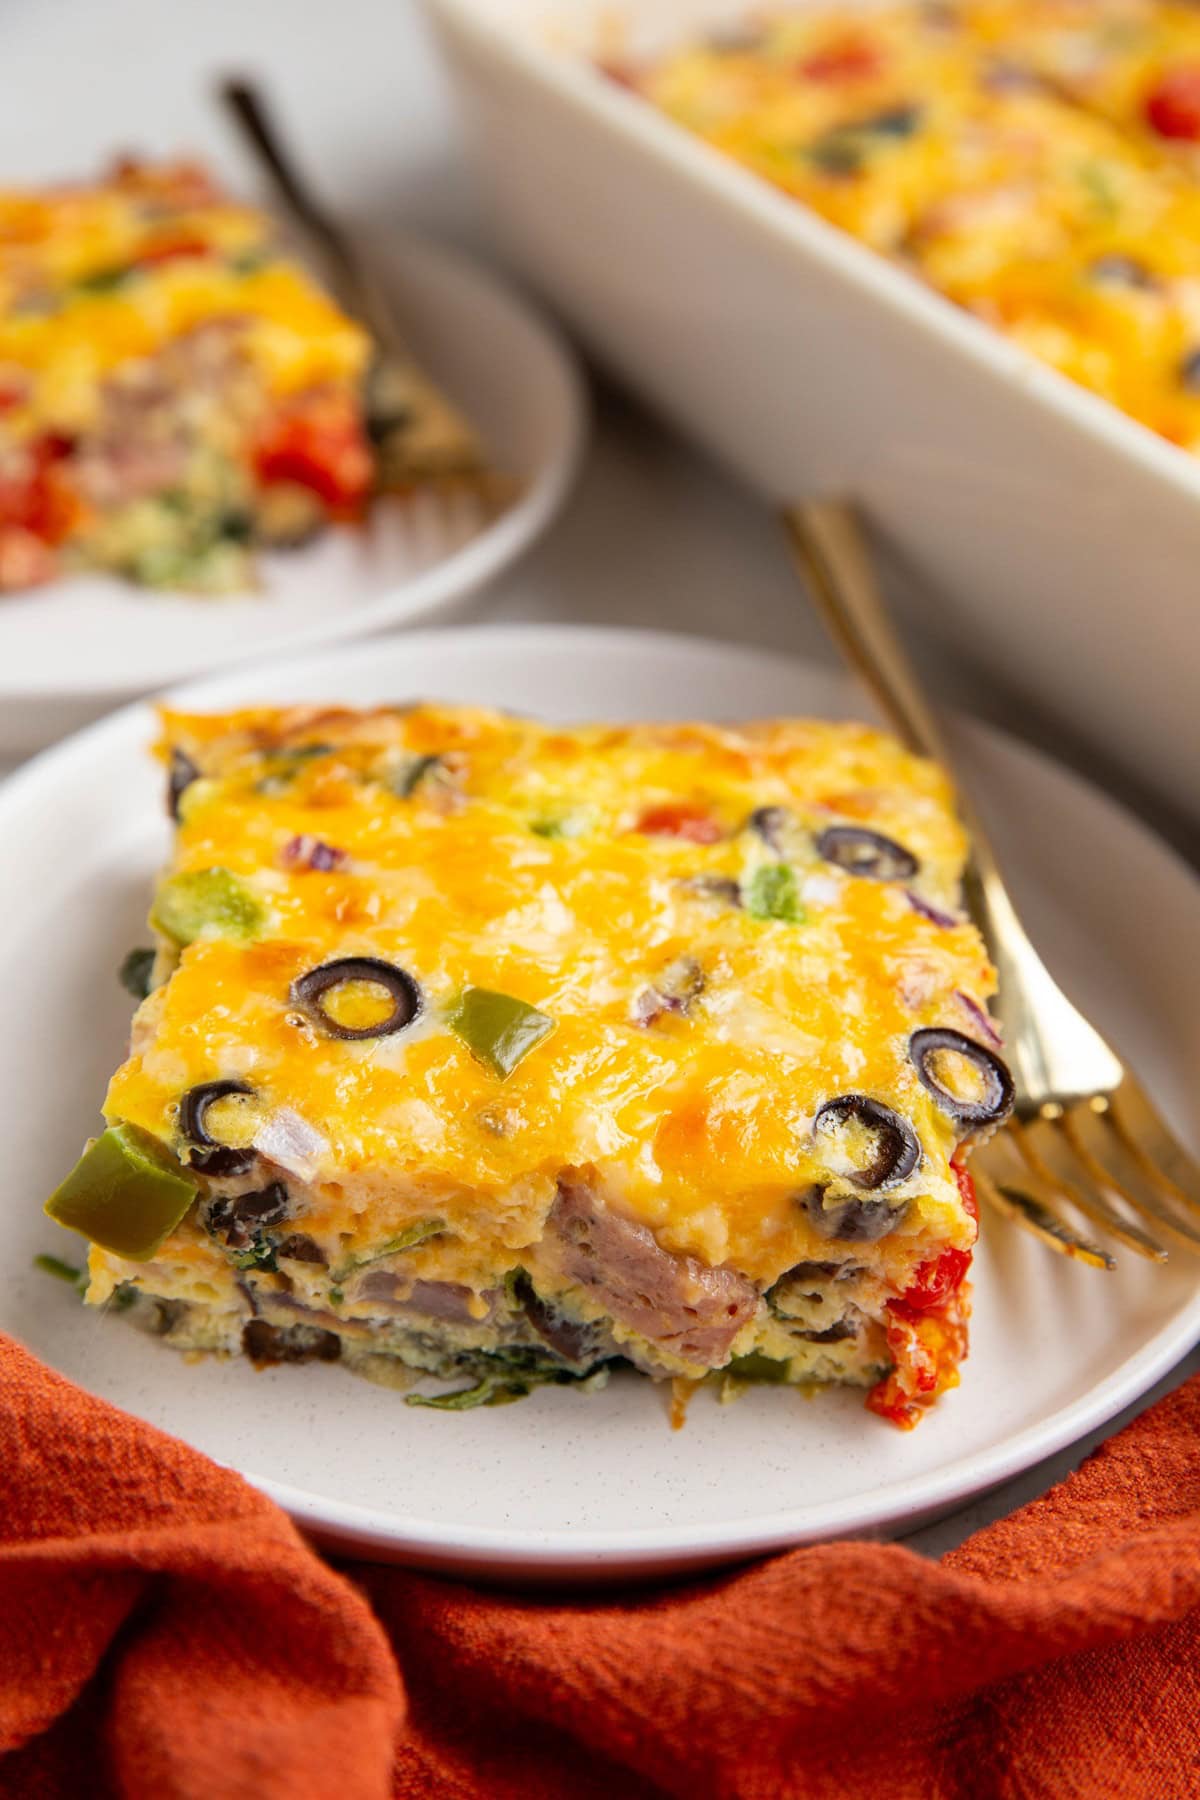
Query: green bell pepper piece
725,1352,792,1384
149,867,264,946
45,1122,199,1260
331,1217,445,1282
255,743,332,794
447,987,555,1079
744,864,806,924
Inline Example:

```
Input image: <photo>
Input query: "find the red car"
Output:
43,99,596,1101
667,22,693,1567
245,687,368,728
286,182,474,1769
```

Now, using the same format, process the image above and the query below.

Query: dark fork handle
219,77,399,354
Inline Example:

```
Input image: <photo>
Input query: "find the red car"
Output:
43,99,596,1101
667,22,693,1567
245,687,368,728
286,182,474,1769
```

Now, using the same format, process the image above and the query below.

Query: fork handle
219,77,399,355
780,499,1029,962
783,499,1130,1103
782,500,961,758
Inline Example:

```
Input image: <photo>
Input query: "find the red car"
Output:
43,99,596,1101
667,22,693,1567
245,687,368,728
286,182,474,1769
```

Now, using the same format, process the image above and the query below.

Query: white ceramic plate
4,625,1198,1582
0,235,586,754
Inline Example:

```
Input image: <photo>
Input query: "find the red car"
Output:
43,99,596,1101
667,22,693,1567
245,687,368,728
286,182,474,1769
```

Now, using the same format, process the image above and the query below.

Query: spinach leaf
388,754,446,799
74,264,132,295
332,1217,445,1282
232,1233,278,1273
33,1253,87,1292
406,1346,615,1411
725,1352,792,1383
406,1370,533,1411
119,947,157,1000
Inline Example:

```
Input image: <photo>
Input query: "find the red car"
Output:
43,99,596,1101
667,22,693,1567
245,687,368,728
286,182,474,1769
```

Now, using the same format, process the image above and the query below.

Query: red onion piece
279,834,347,873
252,1106,328,1180
955,990,1004,1049
906,890,959,928
633,956,705,1026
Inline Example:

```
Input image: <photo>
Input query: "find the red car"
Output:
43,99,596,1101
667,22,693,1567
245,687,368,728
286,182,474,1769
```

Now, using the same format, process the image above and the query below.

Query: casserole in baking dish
428,0,1200,815
628,3,1200,457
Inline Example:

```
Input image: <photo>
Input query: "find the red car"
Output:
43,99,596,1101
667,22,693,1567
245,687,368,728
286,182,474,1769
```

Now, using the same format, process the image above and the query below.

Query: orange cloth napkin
2,1332,1199,1800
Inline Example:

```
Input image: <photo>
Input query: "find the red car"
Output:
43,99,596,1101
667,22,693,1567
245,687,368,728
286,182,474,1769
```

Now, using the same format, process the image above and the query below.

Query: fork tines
975,1077,1200,1269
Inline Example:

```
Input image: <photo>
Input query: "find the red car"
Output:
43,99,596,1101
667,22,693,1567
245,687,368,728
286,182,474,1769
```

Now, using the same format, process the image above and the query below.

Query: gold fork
219,77,504,544
783,498,1200,1270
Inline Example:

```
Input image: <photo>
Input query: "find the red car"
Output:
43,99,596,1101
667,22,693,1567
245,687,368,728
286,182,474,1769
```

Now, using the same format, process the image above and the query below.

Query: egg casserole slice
45,703,1013,1427
626,1,1200,455
0,160,481,594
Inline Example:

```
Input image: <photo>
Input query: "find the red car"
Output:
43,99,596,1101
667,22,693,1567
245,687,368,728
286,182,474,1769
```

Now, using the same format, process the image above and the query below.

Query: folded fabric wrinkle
0,1331,1197,1799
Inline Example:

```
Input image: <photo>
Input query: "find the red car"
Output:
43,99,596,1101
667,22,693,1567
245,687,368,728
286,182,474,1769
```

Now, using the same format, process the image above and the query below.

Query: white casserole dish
426,0,1200,816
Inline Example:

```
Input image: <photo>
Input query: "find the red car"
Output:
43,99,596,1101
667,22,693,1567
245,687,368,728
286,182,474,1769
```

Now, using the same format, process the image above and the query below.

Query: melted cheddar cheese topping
629,0,1200,454
102,704,994,1293
0,161,366,444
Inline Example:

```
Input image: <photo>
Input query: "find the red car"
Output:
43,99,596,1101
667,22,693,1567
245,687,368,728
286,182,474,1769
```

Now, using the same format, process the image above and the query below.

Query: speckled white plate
0,236,586,753
3,625,1198,1581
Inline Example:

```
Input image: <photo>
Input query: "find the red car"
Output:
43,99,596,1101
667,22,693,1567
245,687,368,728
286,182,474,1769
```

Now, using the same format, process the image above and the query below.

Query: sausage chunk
541,1175,758,1366
351,1271,498,1323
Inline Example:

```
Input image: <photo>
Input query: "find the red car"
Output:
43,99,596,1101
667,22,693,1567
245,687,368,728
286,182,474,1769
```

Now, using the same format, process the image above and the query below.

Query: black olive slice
276,1232,327,1265
180,1079,258,1176
799,1182,908,1243
813,1095,921,1190
205,1182,290,1249
817,825,918,882
290,956,422,1041
167,748,200,821
909,1027,1014,1129
242,1319,340,1365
